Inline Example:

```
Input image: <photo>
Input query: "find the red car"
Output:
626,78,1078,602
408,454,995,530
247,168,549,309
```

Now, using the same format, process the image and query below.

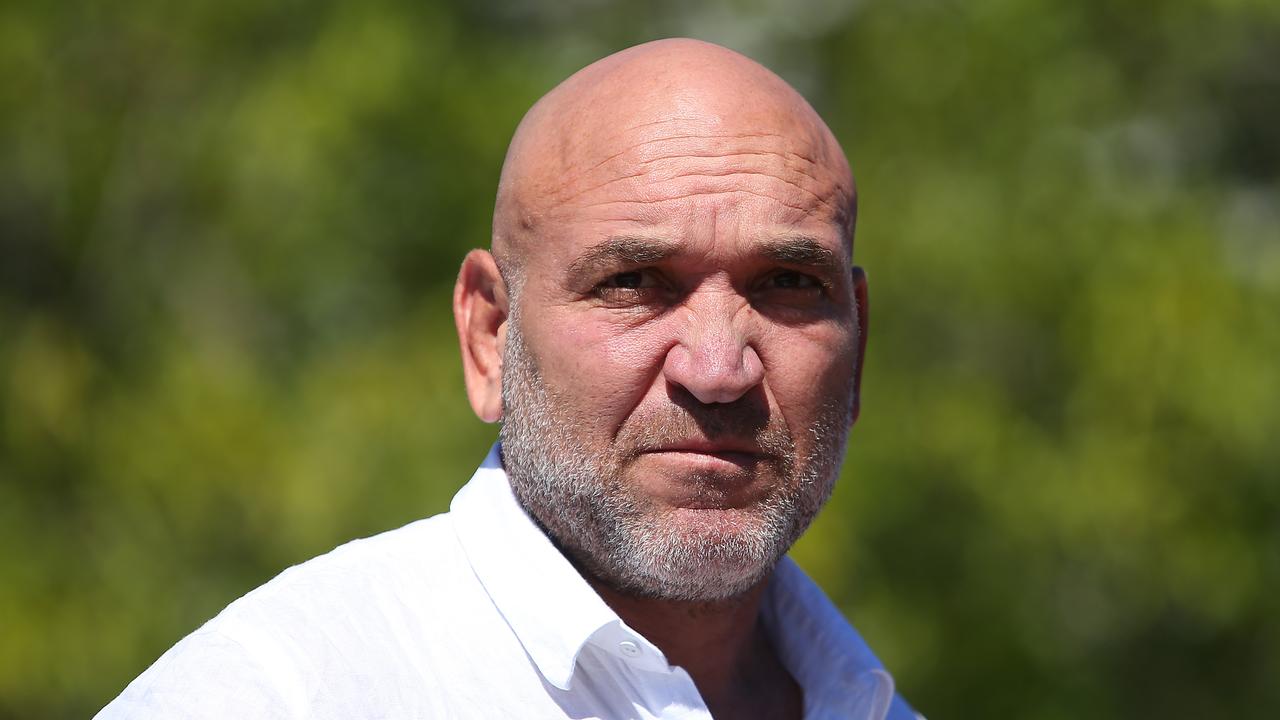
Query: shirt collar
764,558,897,719
452,444,896,719
449,444,620,690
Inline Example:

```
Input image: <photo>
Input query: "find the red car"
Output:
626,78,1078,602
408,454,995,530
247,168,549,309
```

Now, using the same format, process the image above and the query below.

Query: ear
453,250,509,423
850,265,870,425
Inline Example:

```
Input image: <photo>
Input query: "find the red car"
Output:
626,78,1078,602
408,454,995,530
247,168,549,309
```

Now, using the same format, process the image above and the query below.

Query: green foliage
2,1,1277,717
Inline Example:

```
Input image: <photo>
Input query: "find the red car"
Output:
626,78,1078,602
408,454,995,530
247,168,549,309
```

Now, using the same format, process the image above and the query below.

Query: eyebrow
756,235,843,270
565,235,681,285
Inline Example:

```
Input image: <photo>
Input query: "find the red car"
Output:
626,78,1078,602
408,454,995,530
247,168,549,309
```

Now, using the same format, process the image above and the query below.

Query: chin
602,508,792,602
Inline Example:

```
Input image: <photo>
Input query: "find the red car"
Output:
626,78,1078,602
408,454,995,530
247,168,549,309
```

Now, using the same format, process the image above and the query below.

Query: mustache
616,392,795,460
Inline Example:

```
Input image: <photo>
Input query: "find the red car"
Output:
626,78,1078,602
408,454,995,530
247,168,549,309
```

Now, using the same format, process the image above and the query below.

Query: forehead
550,111,846,210
524,114,852,267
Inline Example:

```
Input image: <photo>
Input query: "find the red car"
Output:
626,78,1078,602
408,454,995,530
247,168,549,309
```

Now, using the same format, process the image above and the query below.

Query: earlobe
850,265,869,424
453,250,509,423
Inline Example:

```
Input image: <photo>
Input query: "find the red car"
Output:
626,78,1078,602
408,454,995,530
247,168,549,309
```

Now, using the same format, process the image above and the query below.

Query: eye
592,269,667,305
603,271,654,290
751,269,831,315
769,270,822,290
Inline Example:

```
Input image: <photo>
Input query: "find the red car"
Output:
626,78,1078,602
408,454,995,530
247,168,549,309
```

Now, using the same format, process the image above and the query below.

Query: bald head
492,39,855,284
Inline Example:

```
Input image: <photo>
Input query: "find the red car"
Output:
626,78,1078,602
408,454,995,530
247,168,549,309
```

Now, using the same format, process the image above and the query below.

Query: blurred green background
3,0,1278,717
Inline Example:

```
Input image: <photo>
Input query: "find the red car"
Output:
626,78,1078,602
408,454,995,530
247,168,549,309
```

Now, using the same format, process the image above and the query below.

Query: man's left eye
768,271,822,291
606,271,651,289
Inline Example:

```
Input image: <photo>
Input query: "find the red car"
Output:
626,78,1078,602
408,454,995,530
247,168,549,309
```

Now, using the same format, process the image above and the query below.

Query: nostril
662,341,764,405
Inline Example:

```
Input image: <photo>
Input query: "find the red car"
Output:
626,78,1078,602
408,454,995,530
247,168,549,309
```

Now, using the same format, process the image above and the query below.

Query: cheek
758,325,857,432
535,312,671,428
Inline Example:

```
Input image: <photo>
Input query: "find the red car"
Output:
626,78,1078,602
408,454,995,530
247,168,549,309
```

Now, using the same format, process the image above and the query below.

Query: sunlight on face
499,299,853,601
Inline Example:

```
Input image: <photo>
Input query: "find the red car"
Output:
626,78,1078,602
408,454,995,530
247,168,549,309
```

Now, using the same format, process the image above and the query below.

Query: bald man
98,40,920,720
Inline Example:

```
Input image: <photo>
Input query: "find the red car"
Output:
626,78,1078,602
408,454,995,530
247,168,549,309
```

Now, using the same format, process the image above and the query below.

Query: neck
590,578,802,719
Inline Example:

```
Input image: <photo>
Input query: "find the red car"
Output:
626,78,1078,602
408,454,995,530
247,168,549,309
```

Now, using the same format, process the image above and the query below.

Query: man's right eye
593,269,665,303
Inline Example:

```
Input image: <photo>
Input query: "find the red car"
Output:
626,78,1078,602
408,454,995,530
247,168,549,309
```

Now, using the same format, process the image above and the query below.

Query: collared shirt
98,446,920,720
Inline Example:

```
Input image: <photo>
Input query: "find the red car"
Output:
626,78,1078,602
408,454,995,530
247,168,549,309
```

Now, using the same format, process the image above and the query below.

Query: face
496,113,863,602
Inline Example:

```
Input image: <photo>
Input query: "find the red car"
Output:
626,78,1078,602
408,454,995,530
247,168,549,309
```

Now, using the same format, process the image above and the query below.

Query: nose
662,309,765,405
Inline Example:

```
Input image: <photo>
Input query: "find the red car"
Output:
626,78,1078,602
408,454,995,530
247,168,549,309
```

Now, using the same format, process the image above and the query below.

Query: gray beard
498,306,854,602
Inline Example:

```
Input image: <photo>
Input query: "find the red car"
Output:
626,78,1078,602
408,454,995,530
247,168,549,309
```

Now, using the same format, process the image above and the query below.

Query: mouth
639,440,766,470
632,439,776,509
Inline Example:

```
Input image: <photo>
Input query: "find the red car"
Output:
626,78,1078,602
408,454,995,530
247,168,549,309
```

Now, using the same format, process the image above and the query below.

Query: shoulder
212,513,462,623
215,513,477,651
98,513,476,719
249,513,462,595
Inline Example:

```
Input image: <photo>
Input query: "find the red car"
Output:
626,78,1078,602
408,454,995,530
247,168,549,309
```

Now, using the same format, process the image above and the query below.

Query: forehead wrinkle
574,130,823,184
660,167,837,215
574,127,721,177
581,130,813,172
552,141,842,220
638,148,819,169
577,186,834,220
542,103,836,196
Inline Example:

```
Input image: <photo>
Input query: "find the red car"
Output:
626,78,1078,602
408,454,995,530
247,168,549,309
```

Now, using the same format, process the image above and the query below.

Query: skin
453,39,868,720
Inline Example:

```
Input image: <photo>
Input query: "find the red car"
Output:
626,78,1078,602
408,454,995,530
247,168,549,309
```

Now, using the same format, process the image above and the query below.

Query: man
98,39,919,719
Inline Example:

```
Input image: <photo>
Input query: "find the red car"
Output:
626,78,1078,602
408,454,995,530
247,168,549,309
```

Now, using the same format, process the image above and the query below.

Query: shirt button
618,640,641,658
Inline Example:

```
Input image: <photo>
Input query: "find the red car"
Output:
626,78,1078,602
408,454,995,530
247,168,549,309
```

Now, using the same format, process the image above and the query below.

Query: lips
639,439,766,467
634,438,774,509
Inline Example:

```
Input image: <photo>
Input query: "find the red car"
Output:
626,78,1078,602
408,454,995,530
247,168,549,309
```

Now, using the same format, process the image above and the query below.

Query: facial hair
498,305,855,602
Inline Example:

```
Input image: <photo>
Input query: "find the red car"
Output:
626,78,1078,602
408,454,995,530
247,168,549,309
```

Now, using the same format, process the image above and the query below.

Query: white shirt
98,446,920,720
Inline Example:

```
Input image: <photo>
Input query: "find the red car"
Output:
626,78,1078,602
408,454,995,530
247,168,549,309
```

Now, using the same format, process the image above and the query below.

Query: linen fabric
97,445,920,719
